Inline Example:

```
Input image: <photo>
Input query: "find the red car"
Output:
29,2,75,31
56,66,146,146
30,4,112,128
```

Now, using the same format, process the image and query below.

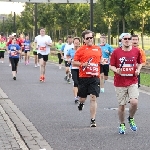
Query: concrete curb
0,88,53,150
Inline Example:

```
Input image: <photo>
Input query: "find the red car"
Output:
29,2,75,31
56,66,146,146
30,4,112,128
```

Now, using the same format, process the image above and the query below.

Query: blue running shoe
119,124,126,134
128,117,137,131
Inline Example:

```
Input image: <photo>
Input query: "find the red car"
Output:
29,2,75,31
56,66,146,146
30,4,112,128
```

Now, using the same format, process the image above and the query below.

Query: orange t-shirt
138,47,146,65
74,45,102,78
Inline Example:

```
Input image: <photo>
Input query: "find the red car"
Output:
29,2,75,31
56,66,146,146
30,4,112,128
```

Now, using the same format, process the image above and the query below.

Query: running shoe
119,123,126,134
78,103,84,111
74,97,79,104
67,78,71,84
40,76,44,82
35,64,37,68
13,77,16,80
64,76,67,81
128,117,137,131
90,119,96,127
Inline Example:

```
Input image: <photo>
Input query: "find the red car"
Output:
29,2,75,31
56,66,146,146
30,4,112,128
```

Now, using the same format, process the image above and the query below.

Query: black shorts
71,69,79,87
100,64,109,76
33,51,37,55
65,61,70,67
24,50,30,53
78,77,100,98
38,53,48,62
0,51,5,58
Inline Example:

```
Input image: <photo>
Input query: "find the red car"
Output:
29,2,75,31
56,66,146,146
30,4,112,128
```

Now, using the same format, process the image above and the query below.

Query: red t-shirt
110,47,141,87
6,40,12,46
74,45,102,78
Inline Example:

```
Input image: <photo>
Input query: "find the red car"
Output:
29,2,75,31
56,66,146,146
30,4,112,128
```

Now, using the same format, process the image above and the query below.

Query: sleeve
8,45,11,50
34,37,37,43
74,48,82,61
17,45,21,50
48,36,52,43
108,45,114,53
110,50,116,66
60,44,65,52
137,50,142,64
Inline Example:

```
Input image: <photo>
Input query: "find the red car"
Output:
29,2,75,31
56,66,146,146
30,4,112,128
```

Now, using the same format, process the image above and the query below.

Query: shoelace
120,124,126,131
130,119,136,127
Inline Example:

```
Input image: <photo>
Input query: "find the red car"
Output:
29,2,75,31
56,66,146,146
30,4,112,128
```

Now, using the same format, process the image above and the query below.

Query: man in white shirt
60,35,74,83
34,28,52,82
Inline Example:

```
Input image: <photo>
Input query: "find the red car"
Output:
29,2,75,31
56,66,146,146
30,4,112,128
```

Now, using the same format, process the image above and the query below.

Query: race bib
85,63,99,76
103,58,109,64
25,45,30,50
121,66,135,76
40,46,46,51
11,51,17,56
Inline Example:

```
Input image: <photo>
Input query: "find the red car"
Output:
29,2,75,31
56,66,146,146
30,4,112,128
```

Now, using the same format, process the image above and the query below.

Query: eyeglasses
123,38,131,40
85,37,93,40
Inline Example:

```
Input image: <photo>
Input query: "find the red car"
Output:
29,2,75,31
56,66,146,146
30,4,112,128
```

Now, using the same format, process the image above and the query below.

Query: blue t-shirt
67,48,78,69
8,44,20,58
98,43,113,64
24,40,30,51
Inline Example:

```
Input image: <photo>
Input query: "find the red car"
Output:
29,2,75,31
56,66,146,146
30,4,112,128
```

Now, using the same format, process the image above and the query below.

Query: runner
32,38,39,67
8,38,21,80
66,37,80,103
98,34,113,93
34,28,52,82
6,35,13,66
73,30,102,127
60,35,74,83
56,39,64,69
23,35,31,65
17,34,25,62
110,33,142,134
0,37,6,63
131,34,146,88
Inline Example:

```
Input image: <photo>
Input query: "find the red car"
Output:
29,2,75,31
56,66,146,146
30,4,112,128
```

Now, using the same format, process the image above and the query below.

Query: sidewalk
0,88,53,150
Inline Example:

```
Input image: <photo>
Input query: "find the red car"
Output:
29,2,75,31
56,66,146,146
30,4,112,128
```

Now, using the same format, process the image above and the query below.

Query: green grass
109,70,150,87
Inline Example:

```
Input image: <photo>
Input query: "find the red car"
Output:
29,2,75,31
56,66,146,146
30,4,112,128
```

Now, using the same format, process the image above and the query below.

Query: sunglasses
85,37,93,40
123,38,131,40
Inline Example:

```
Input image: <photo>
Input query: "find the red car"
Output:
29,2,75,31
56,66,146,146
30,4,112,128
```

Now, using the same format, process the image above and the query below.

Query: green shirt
56,43,63,51
0,42,6,51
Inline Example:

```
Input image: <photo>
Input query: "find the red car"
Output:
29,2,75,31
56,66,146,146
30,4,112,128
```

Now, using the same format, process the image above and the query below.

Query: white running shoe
59,66,61,69
9,64,11,66
35,64,37,68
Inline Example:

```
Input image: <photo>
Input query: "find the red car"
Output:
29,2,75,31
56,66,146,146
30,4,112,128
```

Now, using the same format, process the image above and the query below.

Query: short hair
73,37,80,42
82,30,94,39
132,34,139,40
101,33,106,36
67,35,73,39
40,27,45,30
58,38,62,41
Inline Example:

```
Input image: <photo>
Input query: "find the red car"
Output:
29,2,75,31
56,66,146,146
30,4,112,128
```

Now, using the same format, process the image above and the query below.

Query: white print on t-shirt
86,63,99,76
119,57,135,76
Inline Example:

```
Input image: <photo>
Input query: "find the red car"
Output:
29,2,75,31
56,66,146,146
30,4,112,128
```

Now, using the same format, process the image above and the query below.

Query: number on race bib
40,47,46,51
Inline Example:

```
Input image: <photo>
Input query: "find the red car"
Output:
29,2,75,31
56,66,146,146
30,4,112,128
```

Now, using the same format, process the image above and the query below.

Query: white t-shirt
62,43,74,61
34,35,52,55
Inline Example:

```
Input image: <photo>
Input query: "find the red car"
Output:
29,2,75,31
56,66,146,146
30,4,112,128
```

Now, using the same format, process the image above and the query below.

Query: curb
0,88,53,150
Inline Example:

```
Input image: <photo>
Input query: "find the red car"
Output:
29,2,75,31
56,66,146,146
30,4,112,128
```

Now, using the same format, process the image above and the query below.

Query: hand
61,56,64,59
135,69,140,76
82,62,88,67
105,50,109,54
116,68,121,75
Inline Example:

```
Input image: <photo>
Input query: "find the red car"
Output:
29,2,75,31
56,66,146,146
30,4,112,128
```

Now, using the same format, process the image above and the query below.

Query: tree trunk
122,17,125,32
141,17,144,50
117,21,119,46
108,26,111,44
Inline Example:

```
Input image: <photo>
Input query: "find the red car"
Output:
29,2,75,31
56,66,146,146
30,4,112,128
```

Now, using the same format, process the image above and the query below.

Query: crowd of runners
0,28,146,134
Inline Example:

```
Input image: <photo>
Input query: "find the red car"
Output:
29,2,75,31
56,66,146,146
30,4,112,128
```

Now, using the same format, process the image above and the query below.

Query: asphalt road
0,56,150,150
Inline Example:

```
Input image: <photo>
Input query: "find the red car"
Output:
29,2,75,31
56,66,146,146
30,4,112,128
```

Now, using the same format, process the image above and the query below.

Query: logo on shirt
92,48,98,51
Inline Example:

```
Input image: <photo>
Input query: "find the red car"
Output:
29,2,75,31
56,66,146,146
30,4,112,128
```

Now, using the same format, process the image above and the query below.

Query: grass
109,70,150,87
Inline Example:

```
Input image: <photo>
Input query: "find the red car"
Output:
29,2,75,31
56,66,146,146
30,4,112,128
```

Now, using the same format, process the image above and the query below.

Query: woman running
8,38,21,80
66,37,80,103
0,38,6,63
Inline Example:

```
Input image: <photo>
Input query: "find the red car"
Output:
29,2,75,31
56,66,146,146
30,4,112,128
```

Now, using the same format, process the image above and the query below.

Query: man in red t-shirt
110,33,142,134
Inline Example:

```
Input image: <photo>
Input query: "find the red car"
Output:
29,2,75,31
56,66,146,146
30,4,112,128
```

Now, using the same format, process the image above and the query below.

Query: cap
119,33,131,40
12,33,16,36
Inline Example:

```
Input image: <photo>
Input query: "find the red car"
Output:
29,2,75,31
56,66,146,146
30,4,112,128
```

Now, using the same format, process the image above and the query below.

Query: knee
130,99,138,106
90,94,96,101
